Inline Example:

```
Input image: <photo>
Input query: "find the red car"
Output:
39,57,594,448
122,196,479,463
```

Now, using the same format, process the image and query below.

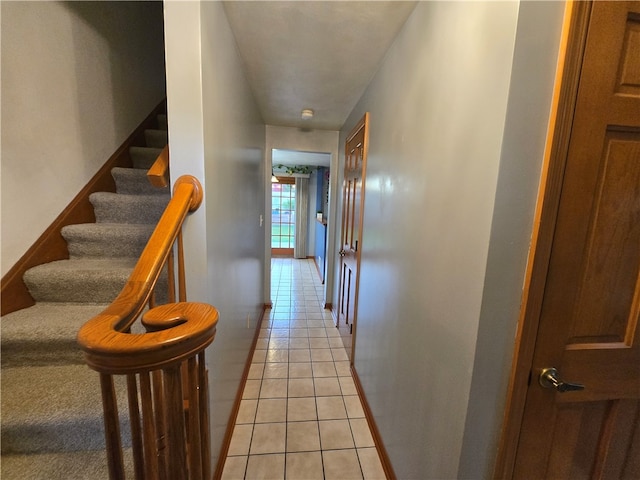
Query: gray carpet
1,117,169,479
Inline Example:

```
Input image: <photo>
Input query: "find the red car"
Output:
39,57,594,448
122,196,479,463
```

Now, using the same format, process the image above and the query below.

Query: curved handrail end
78,302,219,374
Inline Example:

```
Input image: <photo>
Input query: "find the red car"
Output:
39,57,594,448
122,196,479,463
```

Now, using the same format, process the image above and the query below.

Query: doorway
337,114,369,362
267,149,334,306
271,177,296,256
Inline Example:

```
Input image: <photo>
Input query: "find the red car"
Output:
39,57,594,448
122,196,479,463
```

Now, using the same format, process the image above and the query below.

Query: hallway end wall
164,1,265,468
1,1,166,277
335,1,563,477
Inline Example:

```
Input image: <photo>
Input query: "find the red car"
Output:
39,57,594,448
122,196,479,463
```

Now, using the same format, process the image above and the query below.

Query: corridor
220,258,386,479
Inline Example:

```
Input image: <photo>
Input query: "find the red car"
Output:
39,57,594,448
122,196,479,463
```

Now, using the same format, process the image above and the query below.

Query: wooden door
510,2,640,477
337,113,369,361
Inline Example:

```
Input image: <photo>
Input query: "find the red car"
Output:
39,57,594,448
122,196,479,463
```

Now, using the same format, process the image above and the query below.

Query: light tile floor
221,258,386,479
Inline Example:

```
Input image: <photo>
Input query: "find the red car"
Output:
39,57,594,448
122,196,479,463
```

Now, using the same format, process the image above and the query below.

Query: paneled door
337,113,369,362
511,2,640,477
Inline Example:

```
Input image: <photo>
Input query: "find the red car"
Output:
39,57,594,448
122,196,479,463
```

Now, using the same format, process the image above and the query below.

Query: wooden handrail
77,174,215,480
147,145,170,188
78,174,205,371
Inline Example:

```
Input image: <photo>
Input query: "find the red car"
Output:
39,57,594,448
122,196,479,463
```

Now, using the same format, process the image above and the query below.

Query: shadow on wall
63,1,166,177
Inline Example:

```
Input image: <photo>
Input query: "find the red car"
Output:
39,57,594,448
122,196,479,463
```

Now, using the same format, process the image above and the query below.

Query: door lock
539,367,585,393
338,250,346,257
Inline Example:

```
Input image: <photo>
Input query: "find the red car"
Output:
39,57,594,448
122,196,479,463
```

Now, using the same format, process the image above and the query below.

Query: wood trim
492,2,592,478
273,176,295,185
271,248,293,257
148,145,170,188
213,304,268,480
352,366,396,480
1,99,167,316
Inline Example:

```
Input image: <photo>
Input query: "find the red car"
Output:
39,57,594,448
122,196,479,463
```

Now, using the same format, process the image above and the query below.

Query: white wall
264,126,339,305
458,2,566,476
163,1,265,468
335,2,565,478
1,1,166,276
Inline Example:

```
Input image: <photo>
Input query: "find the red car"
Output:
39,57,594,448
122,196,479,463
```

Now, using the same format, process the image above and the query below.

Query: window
272,181,296,251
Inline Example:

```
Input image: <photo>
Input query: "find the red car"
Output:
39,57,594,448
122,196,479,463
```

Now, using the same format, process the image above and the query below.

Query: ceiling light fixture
301,108,314,119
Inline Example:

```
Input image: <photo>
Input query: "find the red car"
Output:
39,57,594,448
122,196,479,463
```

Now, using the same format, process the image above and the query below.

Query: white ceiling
222,1,417,132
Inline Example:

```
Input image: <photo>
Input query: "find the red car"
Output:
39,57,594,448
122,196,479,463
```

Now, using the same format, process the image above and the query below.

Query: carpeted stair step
90,192,169,224
144,128,168,148
1,303,107,368
129,146,163,170
1,448,135,480
62,223,156,258
23,258,136,304
1,364,131,454
112,166,169,196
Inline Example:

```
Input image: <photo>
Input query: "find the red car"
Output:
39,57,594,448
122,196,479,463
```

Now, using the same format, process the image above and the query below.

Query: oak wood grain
148,145,170,188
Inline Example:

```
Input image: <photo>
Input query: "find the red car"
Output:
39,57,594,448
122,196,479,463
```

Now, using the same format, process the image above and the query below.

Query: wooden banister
147,145,170,188
77,174,215,480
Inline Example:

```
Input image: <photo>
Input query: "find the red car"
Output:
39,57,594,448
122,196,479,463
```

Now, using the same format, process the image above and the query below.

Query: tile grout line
282,304,289,479
226,259,381,479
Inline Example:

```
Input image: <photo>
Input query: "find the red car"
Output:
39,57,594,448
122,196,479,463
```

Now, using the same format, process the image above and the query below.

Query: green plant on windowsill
274,164,317,175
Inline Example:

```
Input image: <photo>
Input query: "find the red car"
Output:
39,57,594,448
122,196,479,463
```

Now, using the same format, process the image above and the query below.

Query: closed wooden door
512,2,640,477
337,113,369,361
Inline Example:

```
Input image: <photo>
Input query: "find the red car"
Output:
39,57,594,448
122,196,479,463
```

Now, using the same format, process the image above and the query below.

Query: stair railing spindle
140,372,159,479
126,374,145,480
100,373,125,480
187,355,203,479
198,352,211,479
164,365,188,480
168,247,176,304
153,369,168,480
177,230,187,303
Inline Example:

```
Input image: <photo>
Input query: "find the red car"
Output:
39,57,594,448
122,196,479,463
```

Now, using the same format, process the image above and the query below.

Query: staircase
1,116,170,479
